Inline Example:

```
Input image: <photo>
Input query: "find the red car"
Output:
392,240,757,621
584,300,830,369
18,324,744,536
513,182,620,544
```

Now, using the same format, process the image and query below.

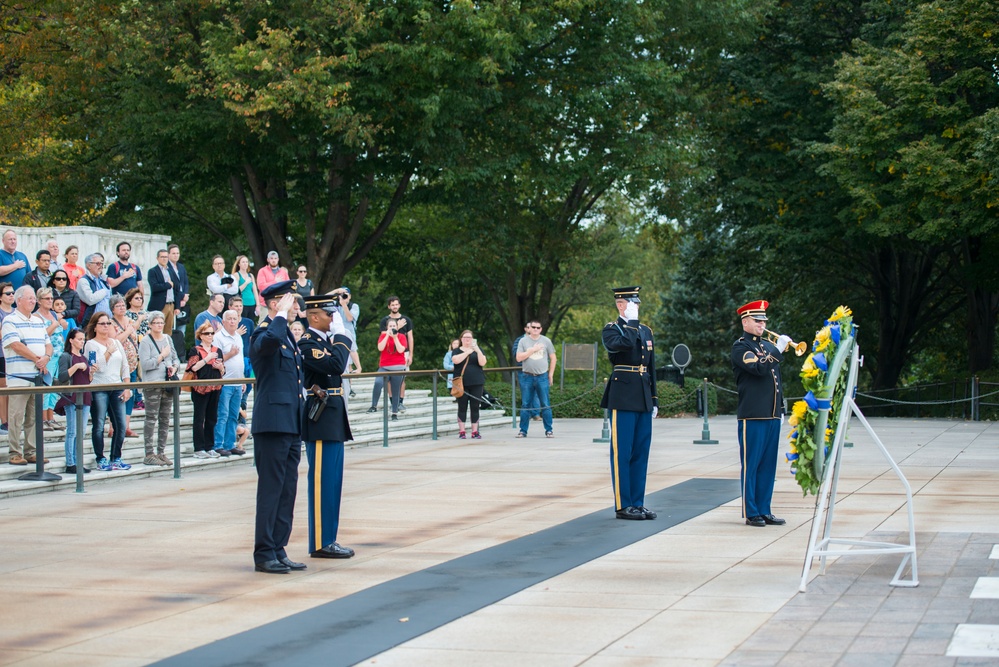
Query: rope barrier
435,371,603,413
854,388,999,406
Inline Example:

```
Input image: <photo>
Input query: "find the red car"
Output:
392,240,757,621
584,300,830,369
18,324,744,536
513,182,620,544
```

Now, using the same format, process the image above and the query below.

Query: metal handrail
2,365,523,489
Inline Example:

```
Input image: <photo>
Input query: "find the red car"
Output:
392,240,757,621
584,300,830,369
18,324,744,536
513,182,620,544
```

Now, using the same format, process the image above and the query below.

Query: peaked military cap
303,294,340,312
737,300,769,321
260,279,296,300
612,286,641,303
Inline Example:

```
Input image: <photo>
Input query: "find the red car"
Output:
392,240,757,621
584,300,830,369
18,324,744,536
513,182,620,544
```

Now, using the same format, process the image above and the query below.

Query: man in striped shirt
1,286,53,465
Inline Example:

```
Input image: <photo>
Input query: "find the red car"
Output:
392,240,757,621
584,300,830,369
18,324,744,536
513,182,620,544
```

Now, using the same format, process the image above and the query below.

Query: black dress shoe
745,516,766,527
638,507,658,520
762,514,786,525
279,556,307,570
615,506,645,520
311,542,355,559
254,559,291,574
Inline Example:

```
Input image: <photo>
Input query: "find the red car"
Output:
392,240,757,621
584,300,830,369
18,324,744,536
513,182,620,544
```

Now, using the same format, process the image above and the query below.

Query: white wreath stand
798,335,919,592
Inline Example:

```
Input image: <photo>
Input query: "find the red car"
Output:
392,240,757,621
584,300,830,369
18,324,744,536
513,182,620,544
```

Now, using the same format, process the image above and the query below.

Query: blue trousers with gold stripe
610,409,652,510
305,440,345,553
737,418,780,518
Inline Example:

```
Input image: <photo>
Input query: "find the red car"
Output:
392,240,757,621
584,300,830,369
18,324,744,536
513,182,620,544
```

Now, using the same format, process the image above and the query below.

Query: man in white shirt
1,286,53,465
213,309,246,456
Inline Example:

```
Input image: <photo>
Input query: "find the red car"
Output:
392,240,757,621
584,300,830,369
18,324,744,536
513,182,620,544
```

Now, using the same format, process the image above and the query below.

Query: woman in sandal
109,294,141,437
186,322,225,459
450,329,487,439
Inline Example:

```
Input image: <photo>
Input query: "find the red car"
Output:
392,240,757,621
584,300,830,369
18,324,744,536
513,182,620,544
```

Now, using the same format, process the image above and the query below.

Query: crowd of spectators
2,228,504,475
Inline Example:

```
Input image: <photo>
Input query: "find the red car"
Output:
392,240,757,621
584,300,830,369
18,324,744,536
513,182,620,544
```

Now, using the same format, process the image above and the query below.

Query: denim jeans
90,389,126,461
214,384,242,451
518,371,541,418
519,373,553,434
125,370,142,417
63,403,78,466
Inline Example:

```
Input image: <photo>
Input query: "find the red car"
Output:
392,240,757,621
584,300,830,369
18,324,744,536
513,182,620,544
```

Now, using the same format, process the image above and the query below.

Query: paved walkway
0,416,996,666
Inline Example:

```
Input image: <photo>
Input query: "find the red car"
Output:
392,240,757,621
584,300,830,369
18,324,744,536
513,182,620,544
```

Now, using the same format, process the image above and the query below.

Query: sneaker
43,421,54,431
0,423,8,436
546,431,554,438
207,450,221,459
471,432,482,440
143,455,161,466
135,400,145,410
215,449,231,457
156,453,173,466
399,403,407,413
366,406,378,413
97,457,112,471
231,448,246,456
349,390,356,398
65,465,77,474
51,420,65,430
391,413,398,421
516,431,527,438
458,431,466,440
111,458,131,470
193,451,210,459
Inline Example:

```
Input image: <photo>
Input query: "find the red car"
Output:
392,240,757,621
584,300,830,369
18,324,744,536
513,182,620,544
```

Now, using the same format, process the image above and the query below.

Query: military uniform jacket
249,314,305,435
299,328,353,443
731,334,784,419
600,317,658,412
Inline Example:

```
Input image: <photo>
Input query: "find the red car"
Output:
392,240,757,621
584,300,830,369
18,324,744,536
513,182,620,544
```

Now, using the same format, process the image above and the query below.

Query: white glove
623,302,639,321
776,334,792,353
652,406,659,419
329,310,346,337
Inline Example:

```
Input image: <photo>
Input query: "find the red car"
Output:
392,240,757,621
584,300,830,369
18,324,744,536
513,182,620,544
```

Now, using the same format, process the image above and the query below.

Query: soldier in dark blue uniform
731,300,788,528
299,294,356,559
600,286,659,520
250,280,307,574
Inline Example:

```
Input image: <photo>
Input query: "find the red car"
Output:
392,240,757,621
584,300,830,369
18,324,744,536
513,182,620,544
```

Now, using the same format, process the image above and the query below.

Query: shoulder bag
450,352,470,398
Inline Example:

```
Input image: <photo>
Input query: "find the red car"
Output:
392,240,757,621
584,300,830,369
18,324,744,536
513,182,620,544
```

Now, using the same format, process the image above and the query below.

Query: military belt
613,365,648,374
308,387,343,399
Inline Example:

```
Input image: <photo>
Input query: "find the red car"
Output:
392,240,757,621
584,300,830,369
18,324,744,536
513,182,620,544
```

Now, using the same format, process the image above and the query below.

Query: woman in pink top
255,250,289,294
62,246,86,291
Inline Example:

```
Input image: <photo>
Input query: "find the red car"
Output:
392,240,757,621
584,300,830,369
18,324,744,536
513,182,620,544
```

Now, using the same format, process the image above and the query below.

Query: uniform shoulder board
742,351,759,364
258,321,269,328
301,332,312,340
604,321,617,327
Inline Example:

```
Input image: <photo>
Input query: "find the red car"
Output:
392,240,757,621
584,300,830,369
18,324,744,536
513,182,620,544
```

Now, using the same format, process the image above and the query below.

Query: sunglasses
2,292,13,296
52,277,67,281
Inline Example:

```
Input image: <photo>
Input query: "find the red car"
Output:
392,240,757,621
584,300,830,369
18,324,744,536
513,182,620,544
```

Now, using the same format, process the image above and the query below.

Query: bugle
764,329,808,356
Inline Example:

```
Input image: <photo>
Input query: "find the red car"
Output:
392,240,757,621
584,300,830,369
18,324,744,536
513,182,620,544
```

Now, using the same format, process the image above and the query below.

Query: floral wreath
786,306,854,495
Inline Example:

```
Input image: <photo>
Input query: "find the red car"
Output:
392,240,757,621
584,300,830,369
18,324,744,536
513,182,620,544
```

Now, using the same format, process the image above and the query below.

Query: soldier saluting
600,286,658,521
298,294,356,560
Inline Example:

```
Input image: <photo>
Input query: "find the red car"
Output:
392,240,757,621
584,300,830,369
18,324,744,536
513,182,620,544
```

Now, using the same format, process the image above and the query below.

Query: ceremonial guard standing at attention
731,300,788,528
250,280,307,574
600,286,658,521
299,295,356,560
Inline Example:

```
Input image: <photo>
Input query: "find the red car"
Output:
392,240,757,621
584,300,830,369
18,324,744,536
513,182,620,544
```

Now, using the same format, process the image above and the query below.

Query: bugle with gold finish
764,329,808,356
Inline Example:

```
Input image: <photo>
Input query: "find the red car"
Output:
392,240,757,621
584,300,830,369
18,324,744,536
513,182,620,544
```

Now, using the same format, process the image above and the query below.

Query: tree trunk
961,236,999,373
866,244,962,389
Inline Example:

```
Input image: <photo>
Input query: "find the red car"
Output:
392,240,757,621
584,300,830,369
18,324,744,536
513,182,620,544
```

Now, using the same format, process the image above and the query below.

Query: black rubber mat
153,477,739,667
